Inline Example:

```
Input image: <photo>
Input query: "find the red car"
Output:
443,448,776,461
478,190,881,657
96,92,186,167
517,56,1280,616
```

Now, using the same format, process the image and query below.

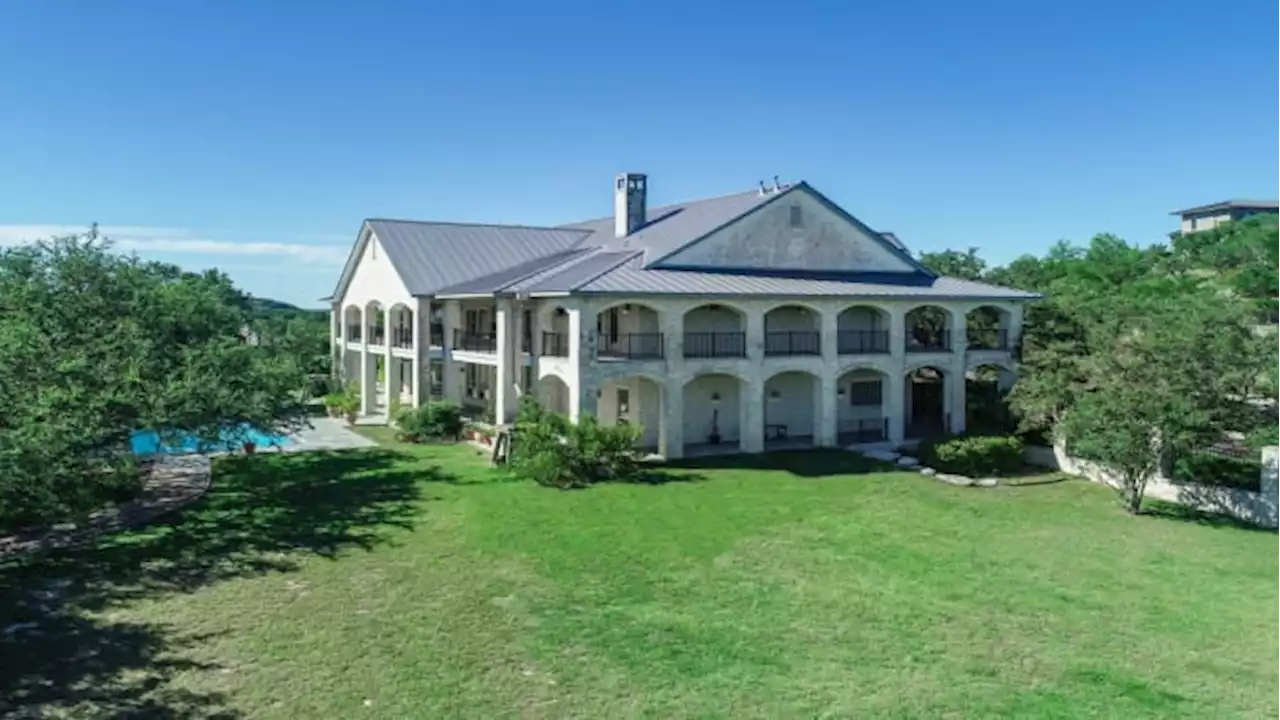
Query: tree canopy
0,230,311,528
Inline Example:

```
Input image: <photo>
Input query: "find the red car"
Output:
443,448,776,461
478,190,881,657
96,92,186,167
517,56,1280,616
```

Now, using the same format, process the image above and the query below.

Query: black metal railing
346,326,362,342
905,330,950,353
967,328,1008,351
391,326,413,349
428,323,444,347
368,326,385,345
764,330,820,356
453,329,496,352
683,331,746,358
840,417,888,443
428,383,444,398
598,333,664,360
837,330,890,354
541,331,569,357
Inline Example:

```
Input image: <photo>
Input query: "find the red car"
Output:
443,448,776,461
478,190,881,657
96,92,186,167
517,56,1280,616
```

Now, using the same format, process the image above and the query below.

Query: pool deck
285,418,378,452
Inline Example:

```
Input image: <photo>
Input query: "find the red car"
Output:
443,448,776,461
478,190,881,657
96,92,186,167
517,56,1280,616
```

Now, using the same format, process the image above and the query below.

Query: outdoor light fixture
710,392,721,404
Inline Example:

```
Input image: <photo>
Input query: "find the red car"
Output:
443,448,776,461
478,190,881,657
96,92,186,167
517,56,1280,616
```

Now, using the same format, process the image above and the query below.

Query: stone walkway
0,419,376,560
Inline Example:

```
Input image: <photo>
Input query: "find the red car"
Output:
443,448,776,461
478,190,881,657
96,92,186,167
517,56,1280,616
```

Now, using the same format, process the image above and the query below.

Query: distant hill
248,297,325,317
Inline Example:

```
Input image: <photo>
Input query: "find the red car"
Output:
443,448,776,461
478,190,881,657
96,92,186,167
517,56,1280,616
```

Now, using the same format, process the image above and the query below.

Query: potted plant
243,441,257,455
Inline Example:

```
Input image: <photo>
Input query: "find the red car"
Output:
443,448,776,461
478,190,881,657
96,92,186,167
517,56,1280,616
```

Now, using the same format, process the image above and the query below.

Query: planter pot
345,412,358,425
243,442,257,455
327,406,340,418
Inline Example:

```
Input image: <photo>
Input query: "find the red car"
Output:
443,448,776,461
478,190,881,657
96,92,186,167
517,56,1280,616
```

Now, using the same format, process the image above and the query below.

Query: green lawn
2,434,1276,719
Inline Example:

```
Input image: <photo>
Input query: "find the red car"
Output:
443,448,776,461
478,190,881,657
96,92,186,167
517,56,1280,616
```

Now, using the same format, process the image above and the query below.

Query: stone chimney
614,173,647,237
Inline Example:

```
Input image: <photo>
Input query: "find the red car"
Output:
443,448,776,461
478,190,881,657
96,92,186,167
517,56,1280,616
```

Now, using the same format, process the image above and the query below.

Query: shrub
919,434,1025,477
396,400,464,442
508,396,640,489
1169,451,1261,492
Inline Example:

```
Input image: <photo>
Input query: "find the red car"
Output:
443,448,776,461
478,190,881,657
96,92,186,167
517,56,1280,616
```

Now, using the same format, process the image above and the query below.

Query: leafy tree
0,230,310,528
1170,214,1279,322
508,396,640,489
918,247,987,281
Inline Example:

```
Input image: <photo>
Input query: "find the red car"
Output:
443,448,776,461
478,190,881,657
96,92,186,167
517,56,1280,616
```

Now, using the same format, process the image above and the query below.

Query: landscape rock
975,478,999,488
919,467,937,476
935,473,973,487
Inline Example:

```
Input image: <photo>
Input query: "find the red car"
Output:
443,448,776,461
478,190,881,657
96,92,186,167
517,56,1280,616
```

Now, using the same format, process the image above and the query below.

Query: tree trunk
1123,472,1147,515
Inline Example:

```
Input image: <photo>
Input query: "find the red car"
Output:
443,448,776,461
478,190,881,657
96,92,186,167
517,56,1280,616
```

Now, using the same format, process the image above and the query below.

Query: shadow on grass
0,447,428,718
662,449,893,478
1140,498,1277,534
1000,472,1073,488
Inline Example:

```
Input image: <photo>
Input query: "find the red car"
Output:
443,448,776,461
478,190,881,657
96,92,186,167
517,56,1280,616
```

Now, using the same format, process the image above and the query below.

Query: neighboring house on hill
1171,199,1278,236
327,174,1038,458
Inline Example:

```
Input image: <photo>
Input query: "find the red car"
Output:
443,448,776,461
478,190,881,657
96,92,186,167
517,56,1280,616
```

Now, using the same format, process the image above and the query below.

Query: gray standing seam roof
575,267,1040,300
366,219,593,295
516,251,642,293
434,248,594,295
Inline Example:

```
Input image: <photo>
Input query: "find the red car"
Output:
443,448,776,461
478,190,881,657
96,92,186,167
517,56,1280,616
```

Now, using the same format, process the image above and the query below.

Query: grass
1,433,1276,719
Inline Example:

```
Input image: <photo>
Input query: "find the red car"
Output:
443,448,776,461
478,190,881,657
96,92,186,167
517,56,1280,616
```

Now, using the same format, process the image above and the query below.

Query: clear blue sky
2,0,1276,307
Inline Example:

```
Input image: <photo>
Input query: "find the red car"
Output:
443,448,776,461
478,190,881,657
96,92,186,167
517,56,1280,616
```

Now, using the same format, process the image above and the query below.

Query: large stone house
327,174,1037,458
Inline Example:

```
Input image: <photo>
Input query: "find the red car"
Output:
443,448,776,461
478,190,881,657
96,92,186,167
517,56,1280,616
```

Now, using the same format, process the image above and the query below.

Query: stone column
818,305,839,447
886,369,906,446
411,300,425,408
494,298,517,424
948,361,967,435
741,375,765,453
360,305,375,415
888,305,906,360
337,303,349,385
661,376,684,459
442,300,463,404
566,299,595,422
745,304,765,363
951,306,968,354
381,307,393,417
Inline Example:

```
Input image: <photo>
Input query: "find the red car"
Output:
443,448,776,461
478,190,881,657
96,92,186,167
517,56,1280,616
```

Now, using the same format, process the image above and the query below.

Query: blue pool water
130,424,295,456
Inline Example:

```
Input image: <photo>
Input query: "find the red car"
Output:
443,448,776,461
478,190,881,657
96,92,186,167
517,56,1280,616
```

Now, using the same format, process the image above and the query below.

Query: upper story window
789,204,803,229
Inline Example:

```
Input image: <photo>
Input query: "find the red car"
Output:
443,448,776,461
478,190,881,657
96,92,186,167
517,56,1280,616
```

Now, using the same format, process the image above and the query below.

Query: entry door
616,387,631,425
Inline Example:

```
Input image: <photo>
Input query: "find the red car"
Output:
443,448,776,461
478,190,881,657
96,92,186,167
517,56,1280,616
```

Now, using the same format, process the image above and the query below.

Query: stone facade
333,293,1023,459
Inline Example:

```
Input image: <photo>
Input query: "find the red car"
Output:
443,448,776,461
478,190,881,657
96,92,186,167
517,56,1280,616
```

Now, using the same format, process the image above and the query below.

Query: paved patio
286,417,378,451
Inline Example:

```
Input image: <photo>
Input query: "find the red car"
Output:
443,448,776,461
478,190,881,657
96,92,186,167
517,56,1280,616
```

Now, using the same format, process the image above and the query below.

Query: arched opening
837,367,890,444
763,305,820,356
365,301,386,346
905,366,948,439
683,304,746,358
343,305,363,342
597,302,664,360
389,303,414,349
535,374,571,416
905,305,952,353
763,370,820,448
837,305,890,355
966,362,1018,435
538,304,571,357
965,305,1012,350
682,373,745,453
598,375,664,451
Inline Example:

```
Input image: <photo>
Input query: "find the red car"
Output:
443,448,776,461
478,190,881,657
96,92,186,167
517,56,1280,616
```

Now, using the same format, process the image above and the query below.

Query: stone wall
1025,444,1279,529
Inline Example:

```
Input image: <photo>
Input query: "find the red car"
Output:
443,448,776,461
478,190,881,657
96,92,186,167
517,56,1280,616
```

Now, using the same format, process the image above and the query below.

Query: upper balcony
763,305,819,357
454,329,497,353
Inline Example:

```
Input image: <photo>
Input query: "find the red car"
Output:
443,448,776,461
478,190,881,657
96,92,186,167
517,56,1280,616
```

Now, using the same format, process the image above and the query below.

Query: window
789,204,803,229
849,380,882,407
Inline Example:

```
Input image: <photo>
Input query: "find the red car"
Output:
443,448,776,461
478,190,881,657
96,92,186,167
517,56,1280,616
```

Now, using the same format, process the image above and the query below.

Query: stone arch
763,304,821,356
837,366,891,443
534,373,571,415
965,362,1018,435
598,374,665,451
364,300,386,345
343,304,363,342
762,369,821,446
596,300,664,360
682,371,747,451
536,302,573,357
683,302,747,358
904,304,954,353
836,302,892,354
966,304,1013,350
904,365,948,439
388,302,414,349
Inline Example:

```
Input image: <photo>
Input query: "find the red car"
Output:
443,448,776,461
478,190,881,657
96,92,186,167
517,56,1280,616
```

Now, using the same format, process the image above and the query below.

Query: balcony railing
346,326,362,342
598,333,664,360
764,330,820,356
683,331,746,358
368,326,385,346
837,330,889,355
429,383,444,398
391,327,413,349
967,328,1009,351
429,323,444,347
905,330,950,353
453,329,496,353
541,331,569,357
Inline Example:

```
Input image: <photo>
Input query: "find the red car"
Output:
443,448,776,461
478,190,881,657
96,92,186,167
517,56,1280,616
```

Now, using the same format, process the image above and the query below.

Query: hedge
918,434,1025,478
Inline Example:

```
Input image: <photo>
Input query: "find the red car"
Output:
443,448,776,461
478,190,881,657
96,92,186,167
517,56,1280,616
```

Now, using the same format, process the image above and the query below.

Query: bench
764,424,788,440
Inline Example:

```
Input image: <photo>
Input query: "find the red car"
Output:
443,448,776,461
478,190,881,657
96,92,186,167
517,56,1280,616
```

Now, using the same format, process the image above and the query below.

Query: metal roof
574,266,1040,300
1170,199,1279,216
434,248,593,296
365,219,592,295
561,188,778,266
517,251,642,293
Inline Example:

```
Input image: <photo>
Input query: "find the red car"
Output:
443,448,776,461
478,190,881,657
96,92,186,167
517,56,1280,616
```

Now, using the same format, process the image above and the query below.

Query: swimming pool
130,424,295,456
